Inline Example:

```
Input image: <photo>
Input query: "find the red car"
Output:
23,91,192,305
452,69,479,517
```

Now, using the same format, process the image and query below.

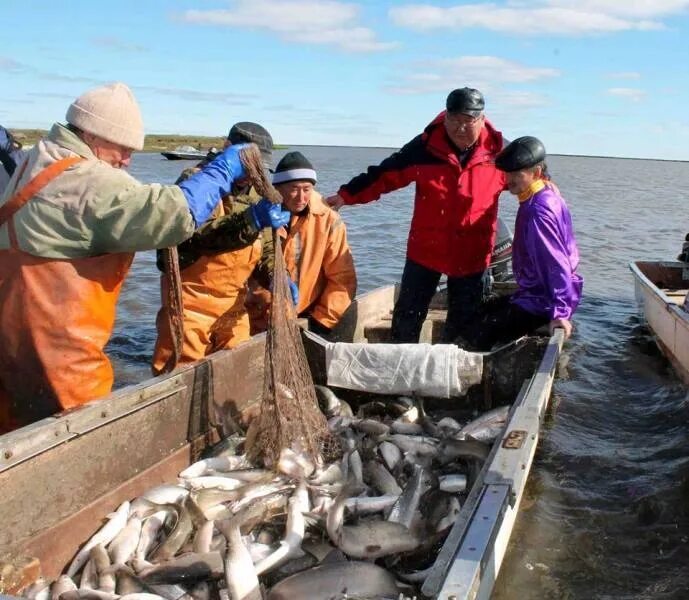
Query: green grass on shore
10,129,288,153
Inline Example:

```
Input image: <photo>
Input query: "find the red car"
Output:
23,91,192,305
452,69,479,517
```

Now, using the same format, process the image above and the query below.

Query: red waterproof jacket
339,112,506,277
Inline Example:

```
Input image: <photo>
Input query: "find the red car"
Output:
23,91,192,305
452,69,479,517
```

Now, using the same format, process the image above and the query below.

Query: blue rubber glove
287,276,299,307
249,198,291,230
178,143,249,227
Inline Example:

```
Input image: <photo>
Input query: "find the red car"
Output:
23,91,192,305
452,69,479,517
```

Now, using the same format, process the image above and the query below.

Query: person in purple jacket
459,136,583,349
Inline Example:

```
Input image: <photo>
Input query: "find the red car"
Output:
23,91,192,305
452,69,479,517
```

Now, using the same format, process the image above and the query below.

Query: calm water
114,148,689,599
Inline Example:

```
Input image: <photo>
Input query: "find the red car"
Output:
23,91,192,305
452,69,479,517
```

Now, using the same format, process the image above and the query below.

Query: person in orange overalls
249,152,356,336
151,123,292,373
0,84,253,433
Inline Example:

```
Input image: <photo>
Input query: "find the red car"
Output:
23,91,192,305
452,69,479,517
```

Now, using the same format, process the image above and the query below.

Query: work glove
288,276,299,307
178,143,249,227
249,198,291,230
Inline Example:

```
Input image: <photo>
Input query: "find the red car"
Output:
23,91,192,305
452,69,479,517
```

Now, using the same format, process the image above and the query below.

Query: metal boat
160,145,208,160
0,284,563,599
630,260,689,384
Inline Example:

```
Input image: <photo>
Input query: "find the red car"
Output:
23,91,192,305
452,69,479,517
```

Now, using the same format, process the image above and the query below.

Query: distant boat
160,145,208,160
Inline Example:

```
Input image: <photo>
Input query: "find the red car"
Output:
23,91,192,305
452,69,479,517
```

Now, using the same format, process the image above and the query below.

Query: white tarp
325,342,483,398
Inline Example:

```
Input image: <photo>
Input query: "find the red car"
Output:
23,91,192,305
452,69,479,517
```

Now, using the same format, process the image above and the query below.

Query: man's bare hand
325,193,345,211
548,318,572,339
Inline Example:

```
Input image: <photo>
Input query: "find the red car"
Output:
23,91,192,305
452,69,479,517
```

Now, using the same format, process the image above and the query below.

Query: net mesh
239,144,336,468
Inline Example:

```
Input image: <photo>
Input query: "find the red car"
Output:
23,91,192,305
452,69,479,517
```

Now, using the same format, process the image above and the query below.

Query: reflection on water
113,149,689,598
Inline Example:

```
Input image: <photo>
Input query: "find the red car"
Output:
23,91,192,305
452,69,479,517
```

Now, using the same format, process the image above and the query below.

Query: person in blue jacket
0,125,26,193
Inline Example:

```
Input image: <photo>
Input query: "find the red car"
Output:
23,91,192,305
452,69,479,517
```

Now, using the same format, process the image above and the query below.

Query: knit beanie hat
228,121,273,169
66,82,144,150
272,151,317,185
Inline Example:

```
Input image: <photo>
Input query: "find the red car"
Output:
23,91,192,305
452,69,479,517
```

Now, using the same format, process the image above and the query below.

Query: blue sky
2,0,688,160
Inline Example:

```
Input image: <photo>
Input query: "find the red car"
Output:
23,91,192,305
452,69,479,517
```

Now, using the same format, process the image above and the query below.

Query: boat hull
630,260,689,384
0,284,561,599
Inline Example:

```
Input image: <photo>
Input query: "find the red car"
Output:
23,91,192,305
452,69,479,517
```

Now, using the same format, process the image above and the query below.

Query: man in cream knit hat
0,82,251,433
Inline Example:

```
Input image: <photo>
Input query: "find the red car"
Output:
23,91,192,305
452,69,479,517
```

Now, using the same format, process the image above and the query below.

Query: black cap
272,151,317,185
495,136,547,172
228,121,273,168
446,87,485,117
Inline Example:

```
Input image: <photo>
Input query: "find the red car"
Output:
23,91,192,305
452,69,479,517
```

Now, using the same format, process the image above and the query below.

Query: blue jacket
0,125,27,194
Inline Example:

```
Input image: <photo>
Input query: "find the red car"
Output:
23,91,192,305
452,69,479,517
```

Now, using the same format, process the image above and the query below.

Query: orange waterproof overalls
0,158,134,433
151,206,262,374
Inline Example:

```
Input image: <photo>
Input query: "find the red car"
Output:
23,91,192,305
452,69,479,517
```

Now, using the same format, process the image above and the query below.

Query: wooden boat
0,284,563,599
630,260,689,383
160,145,208,160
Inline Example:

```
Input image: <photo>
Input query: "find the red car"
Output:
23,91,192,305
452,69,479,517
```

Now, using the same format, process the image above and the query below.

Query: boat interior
0,282,552,596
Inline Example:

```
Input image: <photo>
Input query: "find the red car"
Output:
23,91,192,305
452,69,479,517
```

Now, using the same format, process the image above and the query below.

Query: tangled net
240,145,335,468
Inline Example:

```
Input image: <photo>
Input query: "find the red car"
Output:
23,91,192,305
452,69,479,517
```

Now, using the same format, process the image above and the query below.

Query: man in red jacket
327,87,506,342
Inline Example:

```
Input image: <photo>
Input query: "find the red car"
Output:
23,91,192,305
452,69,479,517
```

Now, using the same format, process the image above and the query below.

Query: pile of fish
22,386,510,600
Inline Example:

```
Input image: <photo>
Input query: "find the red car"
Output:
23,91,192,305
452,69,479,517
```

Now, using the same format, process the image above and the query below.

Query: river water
113,148,689,599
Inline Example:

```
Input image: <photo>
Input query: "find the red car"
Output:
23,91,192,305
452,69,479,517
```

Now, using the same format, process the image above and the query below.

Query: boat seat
363,309,447,344
662,288,688,305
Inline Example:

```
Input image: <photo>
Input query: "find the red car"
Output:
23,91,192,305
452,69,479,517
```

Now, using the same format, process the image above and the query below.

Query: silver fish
352,418,390,437
217,516,261,600
437,438,491,463
192,519,215,554
377,441,402,472
387,434,438,457
59,591,119,600
345,493,399,516
136,510,169,561
363,461,402,496
314,385,346,418
390,421,424,435
178,455,252,479
66,501,130,578
254,482,309,575
434,495,462,533
437,416,463,436
92,544,115,594
459,405,510,442
79,556,99,591
388,464,433,530
140,485,189,506
182,476,247,491
439,474,467,493
108,515,142,566
265,561,400,600
327,484,419,559
277,447,315,479
50,575,77,600
23,577,50,600
308,462,343,486
139,552,224,585
348,450,364,487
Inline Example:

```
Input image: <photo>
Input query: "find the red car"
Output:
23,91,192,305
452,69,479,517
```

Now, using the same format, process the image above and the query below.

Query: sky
2,0,689,160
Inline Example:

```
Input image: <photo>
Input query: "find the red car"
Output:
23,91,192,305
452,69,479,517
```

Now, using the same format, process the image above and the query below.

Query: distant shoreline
9,129,687,163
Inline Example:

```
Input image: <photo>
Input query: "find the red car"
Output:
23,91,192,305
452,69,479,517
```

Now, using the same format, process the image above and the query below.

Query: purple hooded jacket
510,182,583,320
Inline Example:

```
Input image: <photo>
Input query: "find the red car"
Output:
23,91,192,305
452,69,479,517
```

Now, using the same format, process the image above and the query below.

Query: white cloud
547,0,689,18
607,87,646,101
388,1,682,35
0,57,24,72
135,85,255,104
181,0,396,52
92,37,149,53
386,55,559,95
607,71,642,79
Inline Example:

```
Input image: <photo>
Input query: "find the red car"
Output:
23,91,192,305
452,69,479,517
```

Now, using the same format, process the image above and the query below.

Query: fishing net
240,145,335,468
